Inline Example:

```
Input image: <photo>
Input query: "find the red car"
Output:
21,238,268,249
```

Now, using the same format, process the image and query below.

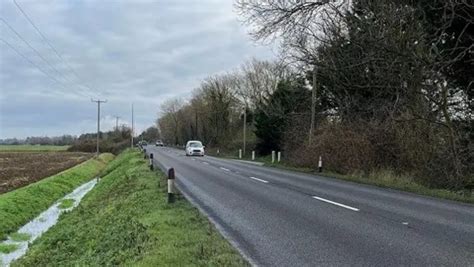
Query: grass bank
208,151,474,204
0,145,70,152
13,150,247,266
0,153,114,240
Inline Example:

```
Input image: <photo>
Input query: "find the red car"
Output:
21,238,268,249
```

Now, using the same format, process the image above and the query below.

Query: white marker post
167,168,175,203
252,151,255,161
149,153,154,171
318,156,323,172
239,149,242,159
277,151,281,163
217,149,220,155
271,151,275,164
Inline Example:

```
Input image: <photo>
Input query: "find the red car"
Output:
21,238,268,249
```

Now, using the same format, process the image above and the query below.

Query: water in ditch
0,179,98,266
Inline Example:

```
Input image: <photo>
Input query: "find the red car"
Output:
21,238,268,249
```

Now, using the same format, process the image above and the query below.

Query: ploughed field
0,152,92,193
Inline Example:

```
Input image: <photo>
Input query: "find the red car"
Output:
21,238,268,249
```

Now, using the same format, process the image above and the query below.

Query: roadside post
149,153,154,171
271,151,275,164
217,149,220,155
252,151,255,161
318,156,323,172
168,168,175,203
144,148,147,159
277,151,281,163
239,149,242,159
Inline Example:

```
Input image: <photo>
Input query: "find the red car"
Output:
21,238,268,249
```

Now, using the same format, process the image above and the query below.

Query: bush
286,122,377,174
284,118,472,191
68,140,130,155
67,128,132,155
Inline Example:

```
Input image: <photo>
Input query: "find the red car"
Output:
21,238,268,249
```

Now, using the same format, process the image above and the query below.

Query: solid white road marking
312,196,360,211
220,167,230,172
249,176,269,183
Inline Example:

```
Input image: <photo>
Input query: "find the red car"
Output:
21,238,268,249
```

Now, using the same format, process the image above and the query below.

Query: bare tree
240,59,290,107
159,98,184,145
235,0,349,64
201,75,238,145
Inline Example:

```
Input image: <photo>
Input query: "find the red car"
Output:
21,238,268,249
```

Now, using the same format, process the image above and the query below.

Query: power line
0,17,93,97
1,17,67,81
0,37,89,98
1,37,61,85
12,0,97,94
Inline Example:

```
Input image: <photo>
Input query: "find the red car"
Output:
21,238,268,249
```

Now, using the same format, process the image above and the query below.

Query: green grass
210,152,474,204
9,232,31,242
13,150,247,267
58,199,75,209
0,145,70,152
0,243,18,254
0,153,114,240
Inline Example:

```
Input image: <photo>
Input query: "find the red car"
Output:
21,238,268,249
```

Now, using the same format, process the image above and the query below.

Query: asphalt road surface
145,146,474,266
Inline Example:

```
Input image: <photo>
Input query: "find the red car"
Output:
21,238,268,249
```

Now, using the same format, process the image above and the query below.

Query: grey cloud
0,0,275,138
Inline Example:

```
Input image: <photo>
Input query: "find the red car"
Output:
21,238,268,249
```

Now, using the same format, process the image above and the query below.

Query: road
145,146,474,266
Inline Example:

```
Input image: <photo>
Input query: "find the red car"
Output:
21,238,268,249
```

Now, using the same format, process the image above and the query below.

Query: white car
185,140,205,156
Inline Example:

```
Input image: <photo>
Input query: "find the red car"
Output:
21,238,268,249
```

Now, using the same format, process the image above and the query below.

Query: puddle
0,179,98,266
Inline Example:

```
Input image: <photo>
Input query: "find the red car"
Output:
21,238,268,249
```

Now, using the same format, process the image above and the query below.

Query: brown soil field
0,152,93,194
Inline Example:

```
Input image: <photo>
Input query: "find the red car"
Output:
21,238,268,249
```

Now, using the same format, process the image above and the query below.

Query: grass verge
9,233,31,242
0,244,18,254
58,199,75,209
13,149,247,267
0,153,114,240
209,152,474,204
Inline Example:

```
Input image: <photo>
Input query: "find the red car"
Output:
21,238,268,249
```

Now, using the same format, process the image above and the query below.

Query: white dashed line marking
402,222,409,225
249,176,269,183
220,167,230,172
202,162,209,165
192,158,196,161
312,196,360,211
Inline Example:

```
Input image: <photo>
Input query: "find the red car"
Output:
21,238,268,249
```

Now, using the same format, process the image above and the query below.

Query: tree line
0,135,76,146
1,125,161,155
158,0,472,191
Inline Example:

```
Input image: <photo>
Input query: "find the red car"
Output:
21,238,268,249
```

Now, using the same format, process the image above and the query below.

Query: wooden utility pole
309,67,317,144
131,103,134,148
91,98,107,155
243,105,247,156
114,116,120,131
195,107,198,139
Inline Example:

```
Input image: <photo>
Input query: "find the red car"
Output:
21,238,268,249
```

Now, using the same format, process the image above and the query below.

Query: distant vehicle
155,140,164,146
138,140,148,147
185,140,205,156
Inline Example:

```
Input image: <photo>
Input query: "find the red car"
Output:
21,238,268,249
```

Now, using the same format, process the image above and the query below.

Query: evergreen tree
254,78,310,154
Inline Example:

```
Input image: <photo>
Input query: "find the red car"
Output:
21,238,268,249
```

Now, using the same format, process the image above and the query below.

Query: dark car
137,140,148,148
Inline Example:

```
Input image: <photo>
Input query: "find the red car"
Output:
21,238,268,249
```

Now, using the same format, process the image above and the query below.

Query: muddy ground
0,152,93,194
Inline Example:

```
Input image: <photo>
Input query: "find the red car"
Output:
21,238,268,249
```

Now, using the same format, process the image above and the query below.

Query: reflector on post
168,168,175,203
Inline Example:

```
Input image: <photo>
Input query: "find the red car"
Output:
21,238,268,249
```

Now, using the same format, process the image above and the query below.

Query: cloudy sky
0,0,275,139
